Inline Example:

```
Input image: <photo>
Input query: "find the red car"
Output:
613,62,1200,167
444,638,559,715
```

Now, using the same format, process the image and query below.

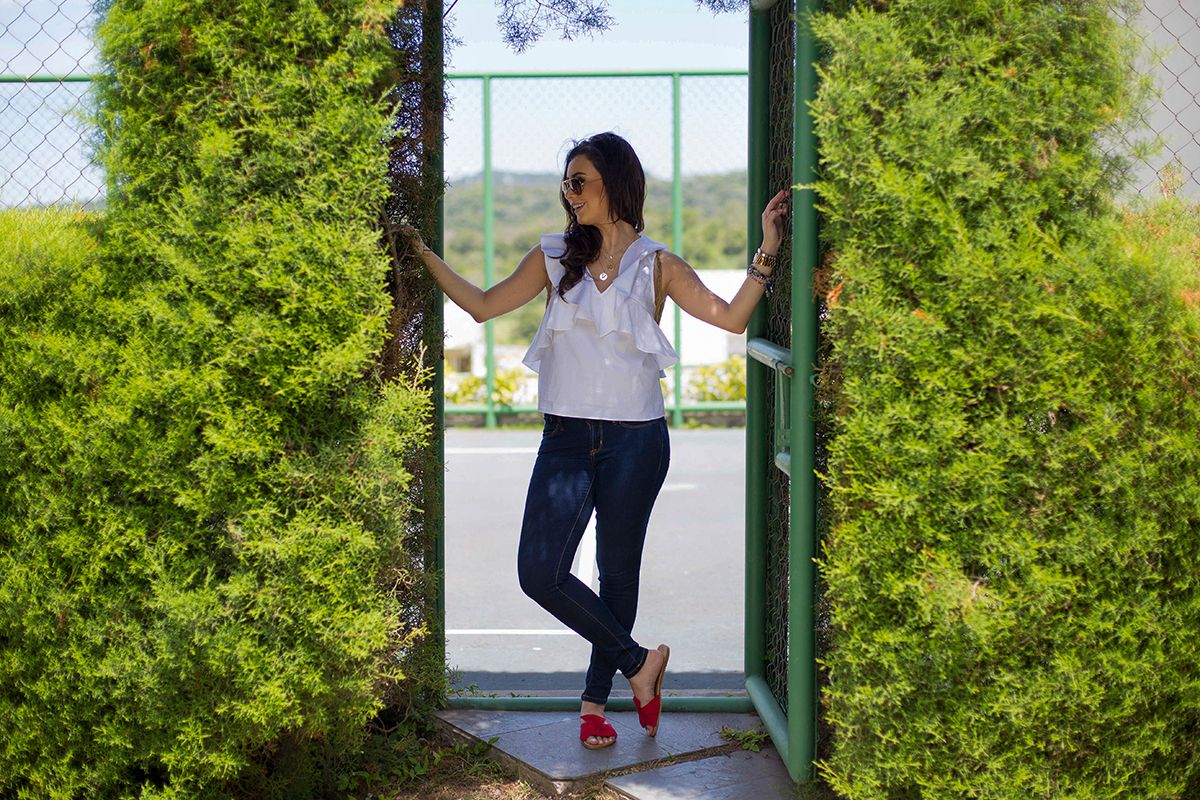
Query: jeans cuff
581,692,609,705
622,647,649,681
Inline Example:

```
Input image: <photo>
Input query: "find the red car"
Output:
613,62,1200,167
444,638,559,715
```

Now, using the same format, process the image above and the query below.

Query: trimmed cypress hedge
0,1,440,797
813,1,1200,797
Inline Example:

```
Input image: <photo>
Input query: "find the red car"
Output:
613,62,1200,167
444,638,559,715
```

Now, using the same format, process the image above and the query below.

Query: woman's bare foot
628,645,667,733
580,700,614,748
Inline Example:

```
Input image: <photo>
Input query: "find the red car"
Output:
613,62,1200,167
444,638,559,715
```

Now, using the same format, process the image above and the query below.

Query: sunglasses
561,176,601,196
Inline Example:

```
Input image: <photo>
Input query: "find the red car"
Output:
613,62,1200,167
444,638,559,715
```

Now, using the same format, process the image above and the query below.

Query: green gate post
425,0,447,632
744,0,822,784
743,0,773,736
789,0,822,782
671,72,685,428
482,75,498,429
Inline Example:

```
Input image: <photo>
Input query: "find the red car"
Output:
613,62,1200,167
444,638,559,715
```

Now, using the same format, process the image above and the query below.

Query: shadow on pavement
450,670,745,693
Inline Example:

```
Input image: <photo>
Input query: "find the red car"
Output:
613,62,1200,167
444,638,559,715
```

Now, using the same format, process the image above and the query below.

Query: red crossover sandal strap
579,714,617,750
633,694,661,733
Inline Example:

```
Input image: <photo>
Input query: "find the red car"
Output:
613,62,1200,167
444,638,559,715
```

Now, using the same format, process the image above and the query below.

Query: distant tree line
443,170,748,343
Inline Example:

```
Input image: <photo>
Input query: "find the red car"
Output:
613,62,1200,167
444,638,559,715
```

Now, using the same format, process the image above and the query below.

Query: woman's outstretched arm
662,188,788,334
411,234,549,323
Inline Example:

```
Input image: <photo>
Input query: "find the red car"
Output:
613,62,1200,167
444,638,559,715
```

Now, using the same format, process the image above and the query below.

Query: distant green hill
444,171,748,344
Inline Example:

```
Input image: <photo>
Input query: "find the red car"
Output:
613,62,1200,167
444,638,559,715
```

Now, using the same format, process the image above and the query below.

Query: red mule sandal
579,714,617,750
633,644,670,737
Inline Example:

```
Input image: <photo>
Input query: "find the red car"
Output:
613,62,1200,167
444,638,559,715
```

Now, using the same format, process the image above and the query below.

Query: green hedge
0,0,441,797
813,1,1200,797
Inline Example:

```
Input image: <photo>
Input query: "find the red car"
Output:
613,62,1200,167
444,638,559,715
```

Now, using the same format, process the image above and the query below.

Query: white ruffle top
522,233,679,421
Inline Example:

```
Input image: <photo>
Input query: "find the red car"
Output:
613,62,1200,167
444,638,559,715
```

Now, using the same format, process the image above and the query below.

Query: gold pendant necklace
598,249,615,282
598,240,627,282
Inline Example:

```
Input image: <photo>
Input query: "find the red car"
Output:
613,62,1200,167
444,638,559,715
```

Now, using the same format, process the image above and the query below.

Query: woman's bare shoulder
657,249,694,278
515,243,547,266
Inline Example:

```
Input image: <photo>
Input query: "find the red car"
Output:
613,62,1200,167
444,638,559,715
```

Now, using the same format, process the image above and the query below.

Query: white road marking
575,514,598,591
446,629,575,635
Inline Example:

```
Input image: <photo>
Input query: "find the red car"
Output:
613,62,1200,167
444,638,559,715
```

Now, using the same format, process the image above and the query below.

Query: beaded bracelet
747,264,774,293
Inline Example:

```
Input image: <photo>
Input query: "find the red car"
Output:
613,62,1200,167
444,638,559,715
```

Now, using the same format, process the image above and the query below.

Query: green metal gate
744,0,822,784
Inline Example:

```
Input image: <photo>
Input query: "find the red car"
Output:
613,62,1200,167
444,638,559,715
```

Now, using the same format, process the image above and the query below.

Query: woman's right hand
400,223,433,259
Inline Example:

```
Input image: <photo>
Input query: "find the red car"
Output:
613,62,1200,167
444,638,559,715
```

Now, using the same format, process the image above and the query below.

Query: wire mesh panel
446,74,677,182
681,74,749,181
763,0,796,711
5,0,1197,205
0,0,94,74
1,0,100,207
0,80,101,206
445,73,747,243
1126,0,1200,197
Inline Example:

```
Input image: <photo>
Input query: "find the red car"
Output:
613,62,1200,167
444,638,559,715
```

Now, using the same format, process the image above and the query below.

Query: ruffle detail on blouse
523,234,679,374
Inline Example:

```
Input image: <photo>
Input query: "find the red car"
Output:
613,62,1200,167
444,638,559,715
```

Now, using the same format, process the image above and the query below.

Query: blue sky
447,0,749,74
0,0,750,76
0,0,753,203
444,1,751,180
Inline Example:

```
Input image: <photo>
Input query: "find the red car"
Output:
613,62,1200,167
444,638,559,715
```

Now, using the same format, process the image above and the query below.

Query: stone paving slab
432,709,766,797
606,746,795,800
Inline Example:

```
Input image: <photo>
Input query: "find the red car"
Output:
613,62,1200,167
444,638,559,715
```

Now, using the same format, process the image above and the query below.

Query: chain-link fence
0,0,100,207
6,2,1194,204
762,0,796,717
1127,0,1200,197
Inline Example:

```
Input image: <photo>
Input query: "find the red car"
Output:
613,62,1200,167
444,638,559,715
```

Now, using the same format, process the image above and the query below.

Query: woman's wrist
746,247,777,293
746,264,773,292
412,240,438,269
752,248,778,275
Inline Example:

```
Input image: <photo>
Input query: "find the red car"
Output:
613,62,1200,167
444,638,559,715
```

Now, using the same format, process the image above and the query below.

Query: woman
412,132,787,749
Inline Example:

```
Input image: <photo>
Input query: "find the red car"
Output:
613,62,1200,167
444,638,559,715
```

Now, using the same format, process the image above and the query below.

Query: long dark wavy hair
557,133,646,298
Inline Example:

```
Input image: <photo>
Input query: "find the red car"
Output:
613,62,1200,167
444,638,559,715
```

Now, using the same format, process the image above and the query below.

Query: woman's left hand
760,189,789,258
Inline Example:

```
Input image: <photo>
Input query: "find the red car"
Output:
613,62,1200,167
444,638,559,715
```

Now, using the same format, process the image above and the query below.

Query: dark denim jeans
517,414,670,705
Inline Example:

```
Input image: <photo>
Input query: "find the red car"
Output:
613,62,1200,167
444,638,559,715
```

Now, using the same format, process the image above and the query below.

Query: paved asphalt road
444,425,746,695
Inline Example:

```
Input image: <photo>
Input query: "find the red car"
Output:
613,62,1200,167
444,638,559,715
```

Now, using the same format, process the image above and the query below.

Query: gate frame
743,0,822,784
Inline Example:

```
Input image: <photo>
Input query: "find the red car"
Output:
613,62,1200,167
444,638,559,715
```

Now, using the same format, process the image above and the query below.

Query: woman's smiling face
562,156,611,227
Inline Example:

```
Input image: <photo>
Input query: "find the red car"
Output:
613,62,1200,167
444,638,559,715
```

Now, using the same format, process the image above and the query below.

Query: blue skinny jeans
517,413,670,706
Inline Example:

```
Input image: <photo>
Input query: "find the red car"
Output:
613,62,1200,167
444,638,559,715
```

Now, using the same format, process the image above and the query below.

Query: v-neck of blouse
587,235,645,295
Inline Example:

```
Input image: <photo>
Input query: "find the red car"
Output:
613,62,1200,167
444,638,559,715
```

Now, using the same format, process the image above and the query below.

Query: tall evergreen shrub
812,1,1200,797
0,1,441,797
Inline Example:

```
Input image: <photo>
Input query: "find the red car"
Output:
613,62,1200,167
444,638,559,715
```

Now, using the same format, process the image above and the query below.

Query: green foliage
688,354,747,402
719,725,771,752
444,367,526,407
333,722,497,795
812,2,1200,798
0,0,443,796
